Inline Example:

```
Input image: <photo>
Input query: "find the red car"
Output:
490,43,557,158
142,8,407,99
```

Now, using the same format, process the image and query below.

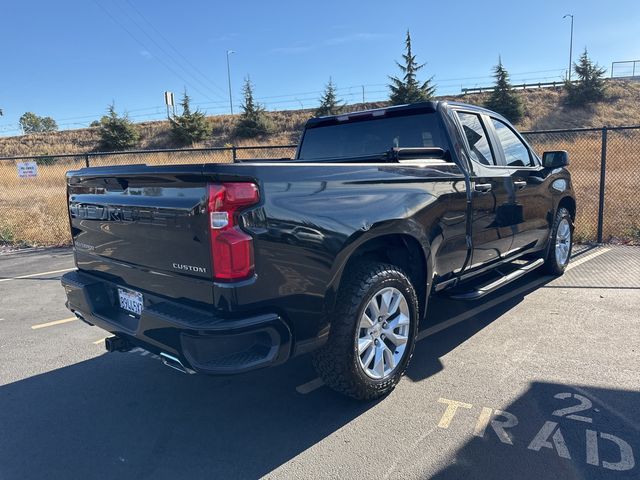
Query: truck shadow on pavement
2,267,625,479
407,272,553,382
428,382,639,480
0,349,380,479
0,274,554,479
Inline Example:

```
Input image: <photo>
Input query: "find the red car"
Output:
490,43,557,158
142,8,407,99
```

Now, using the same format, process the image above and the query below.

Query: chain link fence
0,145,296,246
522,125,640,244
1,129,638,247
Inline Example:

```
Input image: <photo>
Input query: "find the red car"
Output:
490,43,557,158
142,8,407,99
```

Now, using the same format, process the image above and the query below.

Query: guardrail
461,80,577,94
611,60,640,79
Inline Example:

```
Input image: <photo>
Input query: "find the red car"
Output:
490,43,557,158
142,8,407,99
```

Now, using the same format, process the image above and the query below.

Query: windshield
298,112,449,161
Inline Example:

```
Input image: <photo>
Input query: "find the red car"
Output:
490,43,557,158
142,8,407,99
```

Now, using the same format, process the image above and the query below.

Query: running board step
448,258,545,301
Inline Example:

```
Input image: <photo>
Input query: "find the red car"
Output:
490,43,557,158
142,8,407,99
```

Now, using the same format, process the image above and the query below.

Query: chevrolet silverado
61,101,575,399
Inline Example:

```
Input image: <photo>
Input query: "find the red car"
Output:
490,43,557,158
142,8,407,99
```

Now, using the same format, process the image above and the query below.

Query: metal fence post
596,126,608,243
231,145,237,163
84,154,90,167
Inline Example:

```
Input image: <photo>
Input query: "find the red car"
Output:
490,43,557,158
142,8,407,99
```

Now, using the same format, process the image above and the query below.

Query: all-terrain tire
544,207,573,276
312,262,419,401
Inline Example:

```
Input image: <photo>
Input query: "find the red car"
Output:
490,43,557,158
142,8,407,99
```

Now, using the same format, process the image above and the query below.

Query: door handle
474,183,492,193
514,180,527,190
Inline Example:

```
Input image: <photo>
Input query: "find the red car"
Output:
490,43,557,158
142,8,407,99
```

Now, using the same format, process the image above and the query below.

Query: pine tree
565,48,607,106
315,78,343,117
484,59,524,123
235,77,274,138
388,30,436,105
97,104,140,151
170,90,212,145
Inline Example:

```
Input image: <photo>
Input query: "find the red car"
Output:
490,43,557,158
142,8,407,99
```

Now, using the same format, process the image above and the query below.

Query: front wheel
312,262,419,400
544,207,573,275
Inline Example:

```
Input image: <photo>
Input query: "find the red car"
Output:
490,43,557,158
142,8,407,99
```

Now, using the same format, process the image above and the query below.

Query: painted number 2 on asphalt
437,393,635,472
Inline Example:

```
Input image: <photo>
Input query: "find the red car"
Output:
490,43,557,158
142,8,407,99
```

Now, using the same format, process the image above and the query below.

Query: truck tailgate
67,165,213,305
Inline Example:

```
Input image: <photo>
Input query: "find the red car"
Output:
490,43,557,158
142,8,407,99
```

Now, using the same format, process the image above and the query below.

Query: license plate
118,288,143,315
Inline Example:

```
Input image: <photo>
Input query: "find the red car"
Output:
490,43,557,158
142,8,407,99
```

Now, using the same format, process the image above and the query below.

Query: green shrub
234,78,274,138
484,60,524,123
97,104,140,151
315,78,343,117
35,155,57,165
170,90,212,145
565,49,607,106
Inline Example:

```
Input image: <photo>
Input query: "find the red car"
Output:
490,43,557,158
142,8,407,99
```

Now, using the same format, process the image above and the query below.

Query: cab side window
456,112,496,166
490,118,534,167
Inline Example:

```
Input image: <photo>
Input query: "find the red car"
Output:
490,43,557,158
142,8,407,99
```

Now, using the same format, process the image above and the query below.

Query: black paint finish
63,101,575,372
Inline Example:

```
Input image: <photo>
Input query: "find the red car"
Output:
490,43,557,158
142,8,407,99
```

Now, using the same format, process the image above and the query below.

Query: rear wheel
312,262,419,400
544,207,573,275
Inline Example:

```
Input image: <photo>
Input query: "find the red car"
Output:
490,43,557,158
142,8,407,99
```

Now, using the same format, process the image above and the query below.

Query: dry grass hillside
1,80,639,247
0,103,388,158
453,80,640,131
0,111,303,158
2,80,639,158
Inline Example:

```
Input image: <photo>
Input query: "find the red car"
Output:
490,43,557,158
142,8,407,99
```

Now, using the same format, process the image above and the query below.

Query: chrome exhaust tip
73,310,94,326
160,352,195,374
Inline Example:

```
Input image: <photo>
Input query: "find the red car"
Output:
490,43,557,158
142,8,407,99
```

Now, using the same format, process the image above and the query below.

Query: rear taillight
207,182,260,281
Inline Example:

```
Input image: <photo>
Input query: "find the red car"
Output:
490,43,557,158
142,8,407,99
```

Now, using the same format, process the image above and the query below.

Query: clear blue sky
1,0,638,135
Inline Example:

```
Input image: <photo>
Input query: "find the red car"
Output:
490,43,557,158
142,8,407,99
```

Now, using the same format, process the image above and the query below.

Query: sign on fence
16,161,38,178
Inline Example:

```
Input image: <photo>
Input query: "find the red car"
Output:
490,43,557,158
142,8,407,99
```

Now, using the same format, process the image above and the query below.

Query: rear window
298,112,448,160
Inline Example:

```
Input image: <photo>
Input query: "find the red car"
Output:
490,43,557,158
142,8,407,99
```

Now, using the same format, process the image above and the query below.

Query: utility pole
361,85,365,104
563,14,574,81
226,50,235,115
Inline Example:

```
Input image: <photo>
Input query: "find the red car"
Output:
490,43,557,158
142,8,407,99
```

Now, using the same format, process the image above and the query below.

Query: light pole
226,50,235,115
563,14,574,81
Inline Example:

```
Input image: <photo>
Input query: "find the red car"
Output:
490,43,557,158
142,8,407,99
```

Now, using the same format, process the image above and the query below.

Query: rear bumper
61,270,291,374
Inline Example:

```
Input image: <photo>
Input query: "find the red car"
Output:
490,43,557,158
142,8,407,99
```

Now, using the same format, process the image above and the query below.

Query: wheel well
558,196,576,221
340,234,429,318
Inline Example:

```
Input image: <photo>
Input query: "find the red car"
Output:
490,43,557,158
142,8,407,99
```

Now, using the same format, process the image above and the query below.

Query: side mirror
542,151,569,168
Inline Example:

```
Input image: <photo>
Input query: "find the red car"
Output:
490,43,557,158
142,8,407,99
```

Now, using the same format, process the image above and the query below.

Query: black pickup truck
62,101,575,399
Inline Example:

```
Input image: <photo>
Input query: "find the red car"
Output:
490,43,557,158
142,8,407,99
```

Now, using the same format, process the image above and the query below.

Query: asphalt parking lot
0,245,638,479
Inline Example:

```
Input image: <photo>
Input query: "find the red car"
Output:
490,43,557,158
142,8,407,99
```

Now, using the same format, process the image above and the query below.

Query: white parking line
0,267,75,283
295,377,325,394
565,247,610,271
416,275,549,341
31,317,76,330
295,248,611,395
295,277,548,395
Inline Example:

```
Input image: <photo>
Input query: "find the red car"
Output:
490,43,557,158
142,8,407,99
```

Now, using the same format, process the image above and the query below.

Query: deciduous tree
19,112,58,134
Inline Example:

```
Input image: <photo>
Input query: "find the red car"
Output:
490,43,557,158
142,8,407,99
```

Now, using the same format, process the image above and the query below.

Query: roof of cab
304,100,501,128
305,101,439,128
